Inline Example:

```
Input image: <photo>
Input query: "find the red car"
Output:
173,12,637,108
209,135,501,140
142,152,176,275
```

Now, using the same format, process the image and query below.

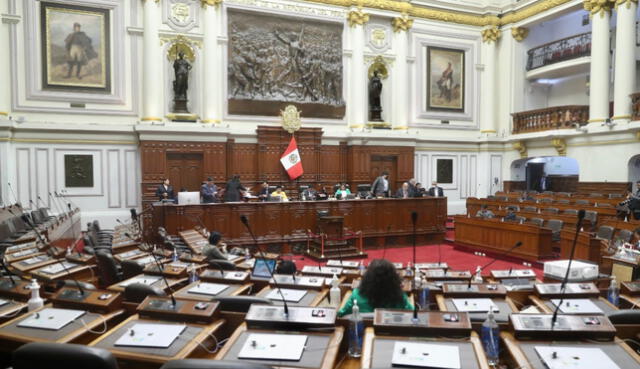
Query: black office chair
208,260,237,271
161,359,273,369
95,251,122,287
211,296,273,313
121,260,145,280
55,280,97,291
607,309,640,324
12,342,119,369
124,283,165,303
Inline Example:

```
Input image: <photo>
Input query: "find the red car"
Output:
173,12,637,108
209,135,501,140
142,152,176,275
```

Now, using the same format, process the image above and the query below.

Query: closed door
167,153,204,192
370,155,397,190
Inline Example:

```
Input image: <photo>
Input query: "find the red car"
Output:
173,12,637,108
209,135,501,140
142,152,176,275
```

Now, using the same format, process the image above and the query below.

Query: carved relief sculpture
227,10,344,118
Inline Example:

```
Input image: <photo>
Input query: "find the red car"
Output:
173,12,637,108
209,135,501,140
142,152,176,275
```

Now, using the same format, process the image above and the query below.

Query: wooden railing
631,92,640,121
527,32,591,71
512,105,589,134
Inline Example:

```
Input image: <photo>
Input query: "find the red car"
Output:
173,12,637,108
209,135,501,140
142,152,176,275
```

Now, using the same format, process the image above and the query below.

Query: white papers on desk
11,249,38,258
326,260,359,268
534,346,620,369
39,261,78,274
0,299,9,307
550,299,603,314
118,275,161,287
266,288,307,302
22,255,48,265
491,269,535,278
115,323,186,348
188,283,228,296
238,333,307,361
117,250,142,259
451,298,499,313
18,308,85,330
135,256,157,265
391,341,461,369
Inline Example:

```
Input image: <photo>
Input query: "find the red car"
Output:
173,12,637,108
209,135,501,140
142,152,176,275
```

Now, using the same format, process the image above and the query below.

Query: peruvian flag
280,136,304,180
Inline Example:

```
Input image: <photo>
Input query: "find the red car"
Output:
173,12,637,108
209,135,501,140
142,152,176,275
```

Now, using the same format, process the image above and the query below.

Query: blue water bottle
348,300,364,358
608,277,620,307
481,311,500,366
419,277,430,311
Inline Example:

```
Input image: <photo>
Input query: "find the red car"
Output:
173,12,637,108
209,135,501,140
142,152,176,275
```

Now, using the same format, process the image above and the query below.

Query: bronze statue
369,71,383,121
173,51,192,113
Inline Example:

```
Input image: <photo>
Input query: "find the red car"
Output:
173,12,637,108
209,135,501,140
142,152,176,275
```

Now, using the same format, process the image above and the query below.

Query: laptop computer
252,258,276,279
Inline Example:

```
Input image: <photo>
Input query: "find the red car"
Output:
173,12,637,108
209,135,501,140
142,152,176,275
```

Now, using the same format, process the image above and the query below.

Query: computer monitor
177,192,200,205
252,258,276,279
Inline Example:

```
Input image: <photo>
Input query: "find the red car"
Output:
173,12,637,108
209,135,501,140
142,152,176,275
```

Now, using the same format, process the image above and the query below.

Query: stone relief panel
163,0,199,32
227,10,344,118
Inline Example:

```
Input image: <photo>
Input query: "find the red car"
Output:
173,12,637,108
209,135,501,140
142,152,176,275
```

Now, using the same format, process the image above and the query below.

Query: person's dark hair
276,185,282,190
276,260,297,275
359,259,404,308
381,171,389,176
481,204,488,209
207,177,213,182
209,231,222,245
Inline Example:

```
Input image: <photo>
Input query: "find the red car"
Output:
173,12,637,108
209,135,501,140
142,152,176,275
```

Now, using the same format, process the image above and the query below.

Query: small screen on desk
252,258,276,279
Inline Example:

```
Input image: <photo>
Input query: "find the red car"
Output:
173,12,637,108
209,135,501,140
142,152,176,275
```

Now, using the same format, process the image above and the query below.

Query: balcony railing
512,105,589,134
631,92,640,121
527,32,591,71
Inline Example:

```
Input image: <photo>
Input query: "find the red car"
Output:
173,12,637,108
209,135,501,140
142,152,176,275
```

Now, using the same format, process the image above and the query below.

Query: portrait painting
436,159,453,184
64,154,94,188
427,46,464,112
40,2,111,93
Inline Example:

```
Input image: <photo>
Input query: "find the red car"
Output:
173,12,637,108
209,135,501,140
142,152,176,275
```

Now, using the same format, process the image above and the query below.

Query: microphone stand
411,211,419,322
240,215,290,317
468,241,523,289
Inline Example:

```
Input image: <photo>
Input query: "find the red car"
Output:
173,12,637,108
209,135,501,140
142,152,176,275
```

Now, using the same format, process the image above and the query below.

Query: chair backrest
596,226,615,241
31,210,44,224
539,198,553,203
530,218,544,227
0,223,11,242
595,203,612,208
160,359,274,369
589,193,603,198
542,207,559,214
123,283,165,303
609,194,623,199
584,210,597,223
546,219,563,232
211,296,273,313
55,280,97,291
563,209,578,215
12,342,119,369
575,199,590,205
617,229,634,242
120,260,144,280
556,199,570,204
208,260,237,271
523,206,537,212
606,309,640,324
513,216,526,223
95,251,121,287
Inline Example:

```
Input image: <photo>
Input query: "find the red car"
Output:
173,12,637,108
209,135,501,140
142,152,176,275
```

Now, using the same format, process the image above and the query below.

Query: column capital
391,14,413,33
584,0,615,17
615,0,638,9
511,27,529,42
481,27,500,43
347,8,369,27
201,0,223,8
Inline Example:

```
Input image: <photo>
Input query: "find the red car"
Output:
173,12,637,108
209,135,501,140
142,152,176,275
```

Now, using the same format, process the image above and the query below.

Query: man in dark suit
371,171,390,197
301,185,318,201
408,178,418,197
155,178,175,201
258,181,270,201
427,181,444,197
395,182,411,199
223,175,246,202
201,177,218,203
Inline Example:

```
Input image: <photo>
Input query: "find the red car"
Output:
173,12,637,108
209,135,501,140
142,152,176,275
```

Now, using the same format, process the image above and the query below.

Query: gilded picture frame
427,46,464,112
40,1,111,93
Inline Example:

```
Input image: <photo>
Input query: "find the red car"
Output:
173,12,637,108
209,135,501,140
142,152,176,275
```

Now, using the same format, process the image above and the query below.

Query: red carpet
289,244,544,279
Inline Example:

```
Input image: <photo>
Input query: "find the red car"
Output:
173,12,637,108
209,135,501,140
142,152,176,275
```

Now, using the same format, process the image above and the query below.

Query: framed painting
40,1,111,93
427,46,464,112
64,154,94,188
436,158,454,184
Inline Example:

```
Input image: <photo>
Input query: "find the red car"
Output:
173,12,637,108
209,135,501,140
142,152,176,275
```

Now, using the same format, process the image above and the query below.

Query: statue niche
172,51,192,113
368,71,383,121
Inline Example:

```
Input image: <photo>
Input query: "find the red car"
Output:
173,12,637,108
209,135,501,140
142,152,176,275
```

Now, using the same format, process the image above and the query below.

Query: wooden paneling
546,175,578,192
503,181,526,193
576,182,631,195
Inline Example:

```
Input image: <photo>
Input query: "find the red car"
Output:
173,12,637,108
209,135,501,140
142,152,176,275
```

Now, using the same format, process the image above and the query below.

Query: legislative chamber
1,0,640,368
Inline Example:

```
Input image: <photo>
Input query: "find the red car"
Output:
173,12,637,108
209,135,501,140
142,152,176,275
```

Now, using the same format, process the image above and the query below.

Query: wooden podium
306,214,366,261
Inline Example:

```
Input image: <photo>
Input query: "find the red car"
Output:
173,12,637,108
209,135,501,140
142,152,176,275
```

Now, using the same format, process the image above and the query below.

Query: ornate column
391,14,412,130
0,2,11,119
480,27,500,134
201,0,222,124
613,0,637,122
141,0,163,122
584,0,613,124
347,8,368,128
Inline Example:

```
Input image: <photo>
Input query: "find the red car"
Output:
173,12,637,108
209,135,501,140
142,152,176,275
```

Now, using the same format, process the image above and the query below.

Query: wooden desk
361,327,490,369
453,216,553,261
10,255,57,273
501,332,640,369
215,323,343,369
559,229,605,264
0,304,124,351
174,281,252,301
255,286,328,307
90,314,225,367
107,274,186,293
151,198,447,247
467,198,618,219
530,296,619,315
436,295,518,326
28,262,93,283
0,301,27,323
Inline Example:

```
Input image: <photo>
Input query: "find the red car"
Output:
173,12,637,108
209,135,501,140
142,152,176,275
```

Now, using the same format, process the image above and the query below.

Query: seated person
475,204,495,219
335,183,351,199
338,259,413,317
503,207,517,221
415,183,426,197
270,186,288,201
395,182,412,199
155,178,175,202
301,186,318,201
202,232,244,261
200,177,218,204
520,191,535,202
275,260,297,275
258,181,270,201
427,181,444,197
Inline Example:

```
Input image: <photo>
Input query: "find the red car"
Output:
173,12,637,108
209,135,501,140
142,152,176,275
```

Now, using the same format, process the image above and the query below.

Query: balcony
512,105,589,134
526,32,591,80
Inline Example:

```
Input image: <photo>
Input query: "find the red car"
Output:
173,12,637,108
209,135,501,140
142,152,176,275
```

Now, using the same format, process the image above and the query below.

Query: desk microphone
7,182,19,207
551,209,586,329
21,214,85,298
240,214,290,317
36,195,47,209
48,192,63,216
410,211,419,322
468,241,523,289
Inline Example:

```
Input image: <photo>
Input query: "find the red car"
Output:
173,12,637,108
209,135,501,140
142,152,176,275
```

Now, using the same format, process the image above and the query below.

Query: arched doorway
510,156,579,192
628,155,640,184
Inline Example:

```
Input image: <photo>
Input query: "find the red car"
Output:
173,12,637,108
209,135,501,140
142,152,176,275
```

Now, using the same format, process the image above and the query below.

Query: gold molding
637,131,640,141
366,122,392,128
0,112,8,116
587,118,606,123
140,116,163,121
367,55,389,80
511,27,529,42
551,138,567,156
349,124,365,128
392,126,409,130
391,14,413,32
166,113,199,121
611,115,632,120
201,0,223,7
584,0,615,17
347,8,369,27
615,0,638,9
512,141,527,158
0,137,137,145
480,129,497,133
481,27,501,43
200,119,221,124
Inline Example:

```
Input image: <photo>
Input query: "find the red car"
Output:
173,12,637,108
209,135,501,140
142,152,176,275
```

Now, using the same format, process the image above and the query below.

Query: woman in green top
338,259,413,317
335,183,351,199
